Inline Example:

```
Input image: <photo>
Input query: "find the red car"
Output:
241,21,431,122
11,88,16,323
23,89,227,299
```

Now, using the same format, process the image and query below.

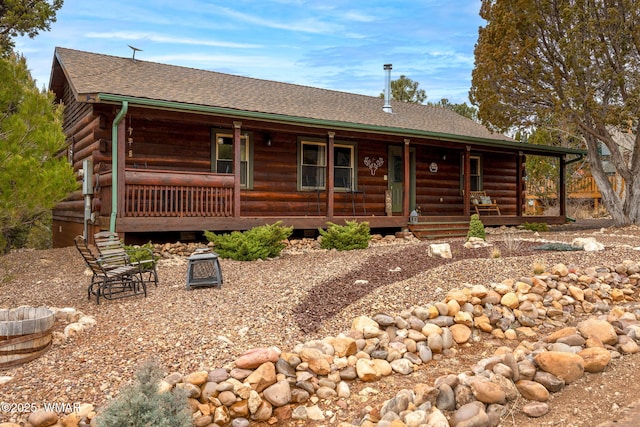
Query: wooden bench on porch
470,191,501,216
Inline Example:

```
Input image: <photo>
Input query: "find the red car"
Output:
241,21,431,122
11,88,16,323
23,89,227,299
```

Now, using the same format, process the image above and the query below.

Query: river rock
245,362,276,392
429,243,452,259
522,401,550,417
390,358,414,375
470,379,506,404
262,380,291,407
577,318,618,345
325,336,357,357
299,347,331,375
533,371,565,392
501,292,520,309
352,316,379,333
435,383,456,411
235,347,281,369
450,324,472,343
617,335,640,354
27,410,58,427
449,401,489,427
306,405,325,421
356,358,392,381
578,347,612,372
572,237,604,251
534,351,584,383
516,379,550,401
184,370,208,386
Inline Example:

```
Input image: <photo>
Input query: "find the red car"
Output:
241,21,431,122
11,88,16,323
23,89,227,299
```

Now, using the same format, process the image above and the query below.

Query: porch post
117,115,127,219
463,146,471,216
403,139,410,216
327,131,335,218
516,151,524,216
559,155,567,217
233,121,242,217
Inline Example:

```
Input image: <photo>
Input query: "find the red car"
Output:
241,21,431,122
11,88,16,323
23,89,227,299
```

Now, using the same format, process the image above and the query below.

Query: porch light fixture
217,137,224,145
265,133,272,146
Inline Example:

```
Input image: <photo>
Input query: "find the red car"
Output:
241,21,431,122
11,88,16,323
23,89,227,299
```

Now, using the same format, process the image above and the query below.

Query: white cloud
85,31,260,49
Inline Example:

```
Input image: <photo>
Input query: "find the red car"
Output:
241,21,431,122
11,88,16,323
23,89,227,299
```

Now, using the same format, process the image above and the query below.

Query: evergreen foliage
124,242,159,270
379,75,427,104
318,220,371,251
533,242,582,251
0,52,77,253
522,222,549,232
204,221,293,261
427,98,478,121
95,360,191,427
467,214,486,240
470,0,640,225
0,0,63,54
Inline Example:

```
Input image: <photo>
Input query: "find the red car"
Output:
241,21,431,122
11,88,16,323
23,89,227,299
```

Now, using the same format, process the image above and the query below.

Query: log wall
53,82,524,243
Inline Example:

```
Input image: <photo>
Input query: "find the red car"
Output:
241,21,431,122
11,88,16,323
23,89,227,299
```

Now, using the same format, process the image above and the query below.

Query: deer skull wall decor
364,156,384,175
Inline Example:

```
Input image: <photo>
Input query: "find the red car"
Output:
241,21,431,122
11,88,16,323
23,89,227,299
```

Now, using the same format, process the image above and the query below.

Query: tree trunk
589,158,640,226
584,133,637,226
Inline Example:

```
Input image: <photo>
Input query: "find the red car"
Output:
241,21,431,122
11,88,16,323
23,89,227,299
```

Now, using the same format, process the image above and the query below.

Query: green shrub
533,242,582,251
125,242,159,270
522,222,549,232
319,220,371,251
467,214,486,240
95,360,191,427
204,221,293,261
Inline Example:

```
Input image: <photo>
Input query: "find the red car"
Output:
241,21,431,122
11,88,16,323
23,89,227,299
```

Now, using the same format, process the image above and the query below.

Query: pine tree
0,52,77,252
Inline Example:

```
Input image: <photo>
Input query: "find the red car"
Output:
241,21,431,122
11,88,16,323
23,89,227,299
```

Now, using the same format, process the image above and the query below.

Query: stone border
66,258,638,427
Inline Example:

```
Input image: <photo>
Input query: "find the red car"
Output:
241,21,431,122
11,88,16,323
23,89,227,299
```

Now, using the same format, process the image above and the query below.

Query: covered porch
93,167,567,240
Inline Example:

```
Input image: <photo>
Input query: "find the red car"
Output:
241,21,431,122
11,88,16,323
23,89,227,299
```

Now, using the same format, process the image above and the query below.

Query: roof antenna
128,45,142,62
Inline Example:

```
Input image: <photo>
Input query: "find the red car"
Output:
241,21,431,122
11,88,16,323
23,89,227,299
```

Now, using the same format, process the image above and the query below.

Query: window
334,145,354,189
212,130,252,188
299,140,355,190
301,141,326,189
461,155,482,192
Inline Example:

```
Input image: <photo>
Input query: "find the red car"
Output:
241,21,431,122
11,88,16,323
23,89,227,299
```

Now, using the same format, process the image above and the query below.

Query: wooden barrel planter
0,307,54,368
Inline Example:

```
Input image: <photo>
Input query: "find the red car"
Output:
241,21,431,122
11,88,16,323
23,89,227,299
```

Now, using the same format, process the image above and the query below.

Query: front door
388,146,415,213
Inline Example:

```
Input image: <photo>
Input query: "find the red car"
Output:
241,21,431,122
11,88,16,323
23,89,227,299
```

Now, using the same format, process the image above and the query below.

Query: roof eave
97,93,587,157
52,47,81,101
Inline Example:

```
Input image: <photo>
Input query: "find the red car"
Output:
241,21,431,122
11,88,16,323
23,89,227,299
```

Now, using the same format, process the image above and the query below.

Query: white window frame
300,140,327,190
298,139,355,191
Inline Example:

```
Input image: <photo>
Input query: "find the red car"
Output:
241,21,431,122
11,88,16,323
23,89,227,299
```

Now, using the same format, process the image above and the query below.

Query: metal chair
342,176,366,216
93,231,158,287
74,236,146,304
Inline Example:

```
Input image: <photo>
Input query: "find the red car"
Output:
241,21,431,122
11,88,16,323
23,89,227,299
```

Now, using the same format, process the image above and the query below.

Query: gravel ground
1,220,639,425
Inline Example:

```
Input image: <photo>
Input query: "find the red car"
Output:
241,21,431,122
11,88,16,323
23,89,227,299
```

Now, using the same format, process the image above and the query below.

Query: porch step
408,221,470,240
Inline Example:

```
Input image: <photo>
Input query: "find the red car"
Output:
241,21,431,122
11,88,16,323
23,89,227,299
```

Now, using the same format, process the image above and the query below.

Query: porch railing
122,169,234,217
527,174,625,200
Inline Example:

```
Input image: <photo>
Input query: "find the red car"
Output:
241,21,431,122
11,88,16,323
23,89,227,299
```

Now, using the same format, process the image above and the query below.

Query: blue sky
16,0,485,104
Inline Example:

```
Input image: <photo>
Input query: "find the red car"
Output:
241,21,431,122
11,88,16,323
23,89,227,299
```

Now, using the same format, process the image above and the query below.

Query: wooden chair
470,191,501,215
74,236,146,304
93,231,158,287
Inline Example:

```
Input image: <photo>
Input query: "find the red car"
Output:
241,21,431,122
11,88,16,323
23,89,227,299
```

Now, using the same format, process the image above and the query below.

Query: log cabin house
49,47,586,247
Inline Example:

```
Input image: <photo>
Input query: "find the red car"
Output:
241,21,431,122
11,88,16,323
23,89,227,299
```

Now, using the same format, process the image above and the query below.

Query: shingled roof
52,47,518,142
